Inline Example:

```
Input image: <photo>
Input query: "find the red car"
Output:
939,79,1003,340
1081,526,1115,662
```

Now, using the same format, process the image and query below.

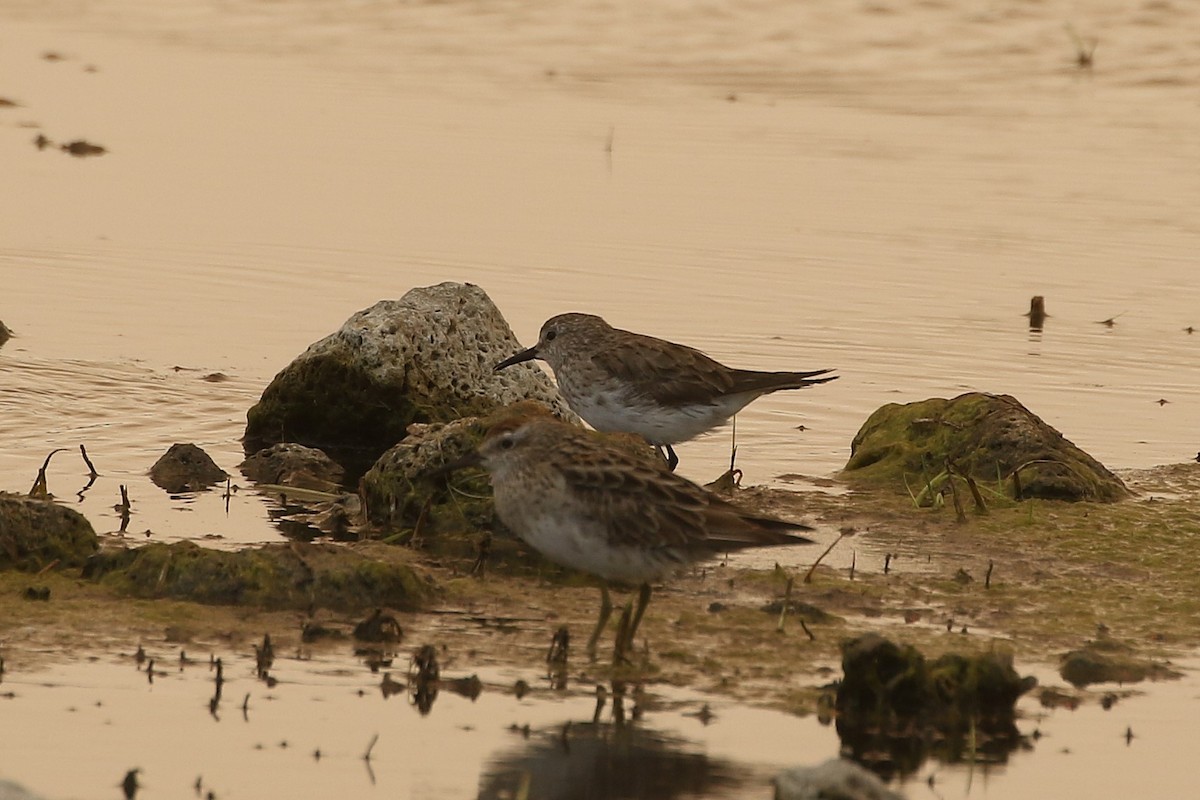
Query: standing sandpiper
495,313,837,470
445,414,815,661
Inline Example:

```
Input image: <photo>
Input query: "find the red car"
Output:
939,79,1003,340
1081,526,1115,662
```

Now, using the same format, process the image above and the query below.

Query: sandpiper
445,414,815,661
495,313,837,470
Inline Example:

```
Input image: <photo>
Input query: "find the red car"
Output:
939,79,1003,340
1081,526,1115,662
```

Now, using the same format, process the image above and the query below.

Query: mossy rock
360,401,580,571
834,634,1036,778
843,392,1128,502
84,540,432,612
359,401,666,563
0,493,99,570
243,282,576,477
361,415,493,544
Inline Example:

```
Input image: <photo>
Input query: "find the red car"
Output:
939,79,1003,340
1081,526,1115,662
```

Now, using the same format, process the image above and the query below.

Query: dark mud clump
834,633,1036,779
1059,640,1182,688
84,540,432,611
149,443,228,492
0,493,99,570
844,392,1128,502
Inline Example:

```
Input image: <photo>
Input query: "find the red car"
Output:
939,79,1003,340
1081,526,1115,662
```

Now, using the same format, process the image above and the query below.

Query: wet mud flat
2,459,1199,798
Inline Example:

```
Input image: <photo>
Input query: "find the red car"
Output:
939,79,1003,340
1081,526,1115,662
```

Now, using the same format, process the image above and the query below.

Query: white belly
494,479,683,583
518,513,683,583
566,386,739,446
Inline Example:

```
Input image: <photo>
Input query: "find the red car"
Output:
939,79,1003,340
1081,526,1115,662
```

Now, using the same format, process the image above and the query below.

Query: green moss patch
85,540,432,612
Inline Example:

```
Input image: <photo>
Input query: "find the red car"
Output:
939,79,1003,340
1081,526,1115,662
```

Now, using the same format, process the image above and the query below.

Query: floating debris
60,139,106,157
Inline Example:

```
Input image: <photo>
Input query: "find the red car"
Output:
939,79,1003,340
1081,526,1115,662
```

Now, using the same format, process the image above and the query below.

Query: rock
243,282,577,476
239,443,345,492
1059,642,1181,687
0,493,98,570
0,319,10,347
844,392,1128,502
148,443,228,492
773,758,903,800
361,414,490,534
359,401,562,561
83,540,431,611
837,634,1035,720
835,634,1035,777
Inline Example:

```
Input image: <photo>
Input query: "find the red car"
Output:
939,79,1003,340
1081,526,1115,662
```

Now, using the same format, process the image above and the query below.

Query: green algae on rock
242,282,577,475
835,633,1036,777
84,540,432,611
844,392,1128,502
0,493,99,570
361,415,492,540
358,401,664,571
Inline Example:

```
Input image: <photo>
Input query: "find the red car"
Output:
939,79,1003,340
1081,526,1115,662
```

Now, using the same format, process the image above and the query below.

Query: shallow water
1,0,1199,796
0,647,1196,800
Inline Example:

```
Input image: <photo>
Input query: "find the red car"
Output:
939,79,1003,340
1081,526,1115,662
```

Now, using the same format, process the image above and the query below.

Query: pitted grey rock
244,282,576,462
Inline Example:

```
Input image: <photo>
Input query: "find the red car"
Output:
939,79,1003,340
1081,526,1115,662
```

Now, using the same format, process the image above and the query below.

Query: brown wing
591,331,837,405
558,444,813,555
589,332,739,406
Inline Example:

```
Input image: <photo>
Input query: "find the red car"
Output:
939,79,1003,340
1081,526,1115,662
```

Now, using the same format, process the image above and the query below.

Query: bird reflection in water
478,681,748,800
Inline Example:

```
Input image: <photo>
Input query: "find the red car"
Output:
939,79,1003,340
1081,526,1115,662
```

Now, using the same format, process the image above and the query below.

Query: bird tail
707,511,816,550
729,368,838,395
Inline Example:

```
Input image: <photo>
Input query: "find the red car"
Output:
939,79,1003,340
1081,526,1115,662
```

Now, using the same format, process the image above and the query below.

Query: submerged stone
0,493,98,570
239,442,345,492
844,392,1128,502
148,443,228,492
242,282,577,476
84,540,431,611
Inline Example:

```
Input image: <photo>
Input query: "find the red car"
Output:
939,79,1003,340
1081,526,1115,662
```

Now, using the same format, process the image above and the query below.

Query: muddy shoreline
4,461,1194,714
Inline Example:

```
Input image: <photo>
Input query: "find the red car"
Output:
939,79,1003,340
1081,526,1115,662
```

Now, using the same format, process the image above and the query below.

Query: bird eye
544,329,557,342
500,436,515,450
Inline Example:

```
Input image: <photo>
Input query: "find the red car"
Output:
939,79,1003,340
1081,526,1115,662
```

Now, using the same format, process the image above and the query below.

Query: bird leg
655,444,680,472
612,583,653,664
613,603,634,664
626,583,652,649
586,583,614,660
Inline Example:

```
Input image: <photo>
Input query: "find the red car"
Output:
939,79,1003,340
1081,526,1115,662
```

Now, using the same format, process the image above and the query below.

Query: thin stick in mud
79,444,99,477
